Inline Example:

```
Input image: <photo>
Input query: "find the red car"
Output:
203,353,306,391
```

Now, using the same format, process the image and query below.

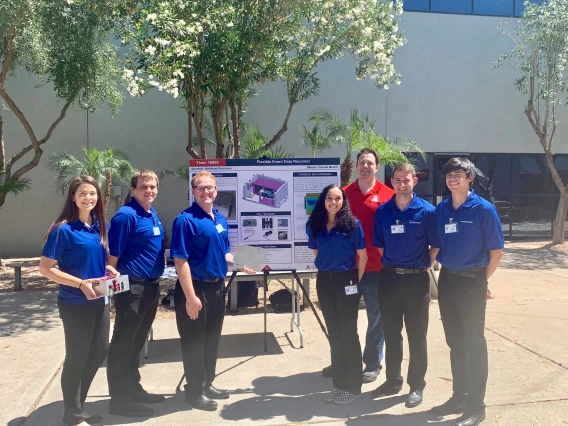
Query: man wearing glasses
431,157,504,426
171,171,255,411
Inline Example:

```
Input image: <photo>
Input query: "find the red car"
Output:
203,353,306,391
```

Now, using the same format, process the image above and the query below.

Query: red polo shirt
344,179,395,272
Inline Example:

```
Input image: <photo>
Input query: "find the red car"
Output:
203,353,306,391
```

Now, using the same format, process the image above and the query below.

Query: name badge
215,224,226,233
153,226,161,236
344,285,358,295
391,224,405,234
445,223,458,233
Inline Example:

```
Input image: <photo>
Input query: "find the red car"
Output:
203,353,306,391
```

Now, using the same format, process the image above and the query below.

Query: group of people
39,151,503,426
307,151,503,426
40,170,253,425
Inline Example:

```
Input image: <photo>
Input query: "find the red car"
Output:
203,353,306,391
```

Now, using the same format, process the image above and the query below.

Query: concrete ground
1,247,568,426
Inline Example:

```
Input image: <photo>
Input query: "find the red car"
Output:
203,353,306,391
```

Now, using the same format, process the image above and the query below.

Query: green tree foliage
47,147,134,211
0,0,123,210
120,0,404,159
309,107,423,186
300,123,333,158
497,0,568,243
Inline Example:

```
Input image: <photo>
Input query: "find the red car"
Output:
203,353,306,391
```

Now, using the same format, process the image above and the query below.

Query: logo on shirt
409,221,422,224
460,221,474,224
371,195,379,202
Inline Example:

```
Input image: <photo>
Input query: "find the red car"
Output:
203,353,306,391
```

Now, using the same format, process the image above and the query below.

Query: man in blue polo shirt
431,158,504,426
171,171,254,412
107,169,165,418
371,163,438,409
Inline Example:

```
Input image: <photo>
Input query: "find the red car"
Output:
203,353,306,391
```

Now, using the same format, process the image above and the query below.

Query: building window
402,0,545,17
431,0,472,14
474,0,514,16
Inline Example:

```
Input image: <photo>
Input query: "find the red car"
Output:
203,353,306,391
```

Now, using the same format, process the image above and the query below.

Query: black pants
174,279,225,400
378,269,430,390
107,281,160,404
438,267,488,414
58,299,110,426
316,269,362,395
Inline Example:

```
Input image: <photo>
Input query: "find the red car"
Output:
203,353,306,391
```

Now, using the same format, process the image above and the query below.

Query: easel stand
175,269,328,392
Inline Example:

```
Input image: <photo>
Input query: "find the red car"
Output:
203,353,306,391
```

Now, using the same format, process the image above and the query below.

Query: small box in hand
93,275,130,297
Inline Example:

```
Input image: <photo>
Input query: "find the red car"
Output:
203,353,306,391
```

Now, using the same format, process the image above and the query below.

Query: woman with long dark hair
39,176,118,426
307,184,368,405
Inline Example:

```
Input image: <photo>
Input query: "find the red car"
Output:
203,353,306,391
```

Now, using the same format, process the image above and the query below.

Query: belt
192,277,222,283
129,277,160,285
383,265,428,275
444,267,485,278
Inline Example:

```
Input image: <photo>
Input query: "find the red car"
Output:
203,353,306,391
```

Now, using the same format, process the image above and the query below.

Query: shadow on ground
0,290,59,336
500,245,568,270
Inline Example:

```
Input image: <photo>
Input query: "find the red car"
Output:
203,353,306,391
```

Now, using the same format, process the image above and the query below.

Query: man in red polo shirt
322,148,394,382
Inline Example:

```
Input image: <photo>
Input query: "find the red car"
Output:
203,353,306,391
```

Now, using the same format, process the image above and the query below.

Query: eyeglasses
193,185,216,192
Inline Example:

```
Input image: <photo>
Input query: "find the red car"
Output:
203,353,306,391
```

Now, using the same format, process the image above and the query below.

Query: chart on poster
189,158,341,270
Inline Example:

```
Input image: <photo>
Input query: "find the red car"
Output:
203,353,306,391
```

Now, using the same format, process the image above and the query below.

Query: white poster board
189,158,341,271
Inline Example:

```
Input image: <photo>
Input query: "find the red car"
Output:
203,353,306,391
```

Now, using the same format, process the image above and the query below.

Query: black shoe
185,393,218,411
133,389,166,404
109,401,154,417
371,380,403,399
454,411,486,426
322,364,333,377
405,389,423,408
204,384,230,400
431,394,467,417
83,414,103,425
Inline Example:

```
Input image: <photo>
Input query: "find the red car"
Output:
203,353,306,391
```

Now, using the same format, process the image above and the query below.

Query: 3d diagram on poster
243,174,288,208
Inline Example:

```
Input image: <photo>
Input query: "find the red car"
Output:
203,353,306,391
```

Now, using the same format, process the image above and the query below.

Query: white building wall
1,11,566,256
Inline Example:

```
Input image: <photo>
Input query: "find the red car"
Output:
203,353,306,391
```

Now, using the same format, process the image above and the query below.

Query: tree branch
263,98,295,152
0,87,40,153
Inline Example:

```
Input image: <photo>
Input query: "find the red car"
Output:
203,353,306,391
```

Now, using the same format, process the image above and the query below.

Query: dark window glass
553,155,568,194
511,154,552,195
514,0,544,17
402,0,430,11
474,0,513,15
470,154,512,199
431,0,472,13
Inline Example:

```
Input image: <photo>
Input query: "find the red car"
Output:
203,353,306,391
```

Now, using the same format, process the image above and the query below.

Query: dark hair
131,169,159,189
45,176,108,248
307,184,358,238
356,148,379,166
443,157,476,179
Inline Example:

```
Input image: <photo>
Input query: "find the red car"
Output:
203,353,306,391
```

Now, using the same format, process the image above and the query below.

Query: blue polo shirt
307,220,366,271
373,194,439,269
108,198,165,279
42,219,107,306
435,189,504,270
170,203,230,281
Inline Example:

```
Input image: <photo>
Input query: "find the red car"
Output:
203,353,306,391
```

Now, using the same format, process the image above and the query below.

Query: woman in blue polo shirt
307,184,368,405
39,176,116,426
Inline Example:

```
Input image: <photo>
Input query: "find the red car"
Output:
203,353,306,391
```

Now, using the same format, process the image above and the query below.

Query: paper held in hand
234,245,265,273
93,275,130,297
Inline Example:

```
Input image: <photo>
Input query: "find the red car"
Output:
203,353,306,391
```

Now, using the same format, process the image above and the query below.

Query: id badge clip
444,218,458,234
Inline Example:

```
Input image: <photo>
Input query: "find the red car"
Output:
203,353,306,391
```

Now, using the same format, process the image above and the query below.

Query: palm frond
0,174,31,197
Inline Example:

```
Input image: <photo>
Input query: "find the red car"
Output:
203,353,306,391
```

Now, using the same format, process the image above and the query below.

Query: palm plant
299,123,332,158
0,170,31,205
309,107,424,186
47,147,135,211
241,124,293,159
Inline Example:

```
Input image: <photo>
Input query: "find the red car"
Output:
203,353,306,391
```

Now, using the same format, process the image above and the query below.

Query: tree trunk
123,189,132,205
340,157,353,188
0,109,5,172
553,195,568,244
230,101,241,158
104,168,112,211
